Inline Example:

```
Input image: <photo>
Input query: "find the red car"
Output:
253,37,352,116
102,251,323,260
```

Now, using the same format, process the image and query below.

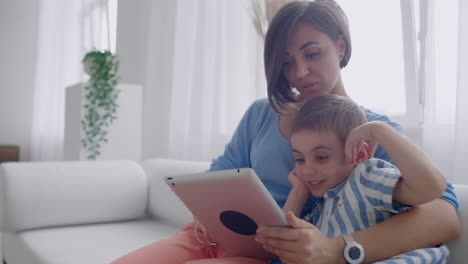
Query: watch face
342,234,364,264
349,246,362,260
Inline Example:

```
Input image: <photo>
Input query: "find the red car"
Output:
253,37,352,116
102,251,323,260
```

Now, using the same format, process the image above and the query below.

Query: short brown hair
292,95,367,143
265,0,351,113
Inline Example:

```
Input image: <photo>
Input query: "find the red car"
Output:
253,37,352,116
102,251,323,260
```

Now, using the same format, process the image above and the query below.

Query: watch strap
341,233,364,264
342,233,356,244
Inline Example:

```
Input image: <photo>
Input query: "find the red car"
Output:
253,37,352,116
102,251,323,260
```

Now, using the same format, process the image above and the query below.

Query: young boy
282,94,449,263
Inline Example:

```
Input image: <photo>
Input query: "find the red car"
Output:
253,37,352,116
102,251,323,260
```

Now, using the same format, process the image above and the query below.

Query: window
425,0,459,125
336,0,460,130
82,0,118,52
337,1,407,117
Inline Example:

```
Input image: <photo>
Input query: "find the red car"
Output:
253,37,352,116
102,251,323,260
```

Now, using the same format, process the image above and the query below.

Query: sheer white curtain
167,0,265,161
29,0,115,161
420,0,468,184
29,0,83,161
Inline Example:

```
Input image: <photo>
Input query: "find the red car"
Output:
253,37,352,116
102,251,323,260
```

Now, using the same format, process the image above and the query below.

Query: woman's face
283,23,345,102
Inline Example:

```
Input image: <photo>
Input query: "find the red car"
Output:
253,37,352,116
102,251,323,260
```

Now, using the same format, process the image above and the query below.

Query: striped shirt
303,158,449,264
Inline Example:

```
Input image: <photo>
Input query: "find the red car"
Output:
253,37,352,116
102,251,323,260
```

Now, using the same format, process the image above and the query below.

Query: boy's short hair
292,95,367,143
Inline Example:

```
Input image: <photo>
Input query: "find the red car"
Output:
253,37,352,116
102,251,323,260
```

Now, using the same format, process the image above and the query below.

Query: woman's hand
256,212,345,264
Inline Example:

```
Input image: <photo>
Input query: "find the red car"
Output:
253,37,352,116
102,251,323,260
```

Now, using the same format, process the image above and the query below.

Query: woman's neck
330,77,349,98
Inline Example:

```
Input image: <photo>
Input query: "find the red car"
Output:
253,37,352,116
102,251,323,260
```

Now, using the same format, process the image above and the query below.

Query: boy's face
290,129,354,198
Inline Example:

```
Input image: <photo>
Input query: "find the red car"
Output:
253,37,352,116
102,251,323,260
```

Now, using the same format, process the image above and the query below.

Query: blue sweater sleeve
209,100,262,171
365,108,459,210
364,108,404,165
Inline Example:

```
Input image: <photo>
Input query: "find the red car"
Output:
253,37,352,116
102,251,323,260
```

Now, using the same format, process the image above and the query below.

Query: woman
112,1,460,263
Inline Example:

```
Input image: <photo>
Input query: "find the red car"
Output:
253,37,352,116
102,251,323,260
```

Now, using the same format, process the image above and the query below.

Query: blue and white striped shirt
304,158,449,264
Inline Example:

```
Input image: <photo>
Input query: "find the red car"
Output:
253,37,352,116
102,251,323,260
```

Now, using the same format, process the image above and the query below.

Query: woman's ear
354,142,370,167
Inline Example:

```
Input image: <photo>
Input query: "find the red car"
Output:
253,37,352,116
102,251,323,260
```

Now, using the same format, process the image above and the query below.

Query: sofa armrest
0,160,147,232
142,158,210,228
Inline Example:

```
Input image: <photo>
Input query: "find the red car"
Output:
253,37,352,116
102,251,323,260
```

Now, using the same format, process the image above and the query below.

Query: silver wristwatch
341,233,364,264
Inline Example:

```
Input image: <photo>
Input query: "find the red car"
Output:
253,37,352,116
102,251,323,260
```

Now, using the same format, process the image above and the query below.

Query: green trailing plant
81,50,120,160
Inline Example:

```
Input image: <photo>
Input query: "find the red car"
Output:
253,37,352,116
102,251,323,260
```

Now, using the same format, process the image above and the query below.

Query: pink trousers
110,222,268,264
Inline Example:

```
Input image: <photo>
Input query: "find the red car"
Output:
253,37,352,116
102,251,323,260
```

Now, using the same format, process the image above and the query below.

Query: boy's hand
345,121,383,165
283,169,310,218
287,169,308,191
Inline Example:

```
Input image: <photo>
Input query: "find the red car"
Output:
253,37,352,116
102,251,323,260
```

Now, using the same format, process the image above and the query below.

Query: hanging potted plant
81,50,120,160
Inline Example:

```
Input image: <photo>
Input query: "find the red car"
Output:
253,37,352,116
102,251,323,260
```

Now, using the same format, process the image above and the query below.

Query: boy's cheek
296,174,308,184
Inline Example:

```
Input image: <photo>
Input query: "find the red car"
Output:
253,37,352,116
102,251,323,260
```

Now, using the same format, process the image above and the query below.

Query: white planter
64,82,142,160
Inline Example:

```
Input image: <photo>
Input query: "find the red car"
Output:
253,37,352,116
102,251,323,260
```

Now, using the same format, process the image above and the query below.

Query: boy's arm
283,170,310,216
347,121,447,205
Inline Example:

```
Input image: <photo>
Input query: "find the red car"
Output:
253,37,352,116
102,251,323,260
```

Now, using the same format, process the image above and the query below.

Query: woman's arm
258,198,460,264
209,99,267,171
352,198,460,263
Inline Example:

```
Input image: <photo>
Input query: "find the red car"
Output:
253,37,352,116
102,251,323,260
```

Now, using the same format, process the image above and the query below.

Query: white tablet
164,168,288,260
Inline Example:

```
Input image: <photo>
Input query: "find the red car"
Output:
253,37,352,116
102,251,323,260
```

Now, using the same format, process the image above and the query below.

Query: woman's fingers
259,229,313,250
257,226,298,241
256,212,323,263
257,212,315,240
286,210,313,228
260,237,295,254
258,230,312,264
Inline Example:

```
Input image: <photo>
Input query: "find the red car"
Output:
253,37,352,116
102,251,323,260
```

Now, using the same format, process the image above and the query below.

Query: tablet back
164,168,288,260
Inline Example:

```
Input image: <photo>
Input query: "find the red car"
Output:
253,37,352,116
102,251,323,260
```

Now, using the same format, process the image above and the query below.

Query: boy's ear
354,142,370,167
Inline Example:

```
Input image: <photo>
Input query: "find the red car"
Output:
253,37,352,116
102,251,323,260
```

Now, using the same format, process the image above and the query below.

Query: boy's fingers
368,142,377,157
345,142,355,164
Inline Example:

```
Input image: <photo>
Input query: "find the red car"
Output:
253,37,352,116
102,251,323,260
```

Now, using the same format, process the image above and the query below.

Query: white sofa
0,158,467,264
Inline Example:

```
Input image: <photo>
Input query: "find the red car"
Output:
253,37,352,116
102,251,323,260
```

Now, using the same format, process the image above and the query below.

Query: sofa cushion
142,158,210,228
0,160,147,232
3,220,179,264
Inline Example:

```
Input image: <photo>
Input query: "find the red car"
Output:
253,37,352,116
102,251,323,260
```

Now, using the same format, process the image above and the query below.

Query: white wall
0,0,39,161
0,0,38,259
0,0,176,162
116,0,178,160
